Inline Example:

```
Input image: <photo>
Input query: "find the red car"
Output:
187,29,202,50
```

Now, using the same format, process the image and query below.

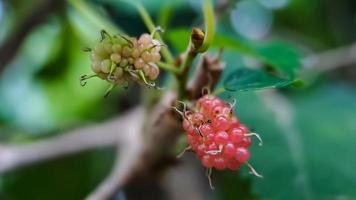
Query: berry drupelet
182,95,261,172
81,31,162,95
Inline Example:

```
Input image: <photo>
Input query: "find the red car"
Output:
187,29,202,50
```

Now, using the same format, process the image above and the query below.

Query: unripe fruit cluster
90,32,161,85
182,95,252,170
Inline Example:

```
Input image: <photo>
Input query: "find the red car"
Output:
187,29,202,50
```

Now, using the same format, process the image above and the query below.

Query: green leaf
166,29,301,78
213,34,301,78
217,82,356,200
213,33,253,54
253,42,301,78
165,28,190,52
224,68,294,92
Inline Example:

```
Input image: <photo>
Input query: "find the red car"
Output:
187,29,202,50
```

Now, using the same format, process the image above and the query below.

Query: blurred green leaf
253,42,301,78
165,28,190,52
166,29,301,77
0,6,119,132
0,18,62,133
1,148,115,200
217,82,356,200
224,68,294,92
215,171,258,200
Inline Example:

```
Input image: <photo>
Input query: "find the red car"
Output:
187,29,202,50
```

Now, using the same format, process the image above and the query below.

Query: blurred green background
0,0,356,199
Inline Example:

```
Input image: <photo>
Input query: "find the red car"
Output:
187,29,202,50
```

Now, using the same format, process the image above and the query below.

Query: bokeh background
0,0,356,199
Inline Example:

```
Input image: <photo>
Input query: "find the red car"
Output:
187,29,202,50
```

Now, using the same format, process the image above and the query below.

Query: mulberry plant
75,0,300,196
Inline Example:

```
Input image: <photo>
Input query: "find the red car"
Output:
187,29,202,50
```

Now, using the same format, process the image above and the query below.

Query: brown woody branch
0,93,181,200
0,107,141,174
87,91,182,200
302,42,356,72
86,108,145,200
187,50,225,99
176,28,206,99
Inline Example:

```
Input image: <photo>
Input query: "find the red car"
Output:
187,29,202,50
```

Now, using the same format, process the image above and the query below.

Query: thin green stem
135,3,175,64
177,28,204,74
176,0,215,99
212,87,226,96
135,3,155,32
157,62,180,73
180,49,197,73
176,0,215,74
177,47,198,98
197,0,215,52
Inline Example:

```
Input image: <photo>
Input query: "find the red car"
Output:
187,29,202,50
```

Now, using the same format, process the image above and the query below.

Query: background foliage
0,0,356,199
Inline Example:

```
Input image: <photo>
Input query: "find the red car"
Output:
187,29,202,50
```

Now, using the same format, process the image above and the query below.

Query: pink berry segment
182,95,254,170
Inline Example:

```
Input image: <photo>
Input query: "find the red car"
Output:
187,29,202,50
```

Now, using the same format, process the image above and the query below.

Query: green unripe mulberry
81,30,163,95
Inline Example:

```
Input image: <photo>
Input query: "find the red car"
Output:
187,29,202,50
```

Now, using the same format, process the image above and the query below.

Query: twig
175,0,215,99
302,42,356,72
197,0,215,53
86,109,144,200
87,91,182,199
0,107,142,174
134,2,174,63
177,28,205,99
187,51,225,99
0,89,183,200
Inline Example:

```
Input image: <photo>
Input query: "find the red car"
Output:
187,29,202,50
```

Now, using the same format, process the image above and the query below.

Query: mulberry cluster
82,31,162,88
182,95,259,171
